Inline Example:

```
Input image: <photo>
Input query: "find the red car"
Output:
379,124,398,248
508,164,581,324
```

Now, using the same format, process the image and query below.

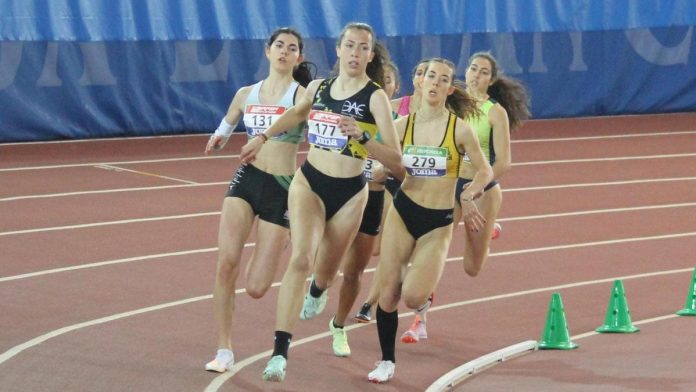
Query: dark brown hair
267,27,315,87
332,22,387,87
468,51,531,130
426,58,480,120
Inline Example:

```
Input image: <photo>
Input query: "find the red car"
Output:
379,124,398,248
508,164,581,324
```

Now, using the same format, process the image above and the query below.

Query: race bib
363,157,383,182
307,110,347,150
403,145,448,177
243,105,285,138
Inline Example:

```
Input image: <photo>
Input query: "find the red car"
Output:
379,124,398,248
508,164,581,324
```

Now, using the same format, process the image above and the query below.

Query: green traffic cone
538,293,578,350
677,267,696,316
596,280,639,333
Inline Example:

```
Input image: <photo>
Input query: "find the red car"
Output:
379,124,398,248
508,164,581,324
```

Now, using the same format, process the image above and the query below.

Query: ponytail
293,61,317,87
488,76,531,131
447,80,480,121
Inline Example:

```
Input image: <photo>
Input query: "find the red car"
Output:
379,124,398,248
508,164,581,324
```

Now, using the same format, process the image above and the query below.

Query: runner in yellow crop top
367,58,493,384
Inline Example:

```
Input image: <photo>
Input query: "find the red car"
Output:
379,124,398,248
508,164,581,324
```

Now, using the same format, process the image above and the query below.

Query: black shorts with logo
226,163,292,228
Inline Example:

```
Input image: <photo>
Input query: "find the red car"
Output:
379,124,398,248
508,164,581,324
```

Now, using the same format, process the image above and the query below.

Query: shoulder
488,103,509,124
234,85,254,101
454,116,474,136
306,78,326,92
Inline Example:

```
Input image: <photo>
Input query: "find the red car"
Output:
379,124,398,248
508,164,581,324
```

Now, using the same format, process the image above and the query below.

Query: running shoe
400,315,428,343
329,317,351,357
300,288,328,320
204,349,234,373
262,355,287,382
354,303,372,323
367,360,395,383
491,222,502,240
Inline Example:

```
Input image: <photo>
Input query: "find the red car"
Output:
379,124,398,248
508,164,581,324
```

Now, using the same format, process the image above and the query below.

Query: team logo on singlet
342,100,366,117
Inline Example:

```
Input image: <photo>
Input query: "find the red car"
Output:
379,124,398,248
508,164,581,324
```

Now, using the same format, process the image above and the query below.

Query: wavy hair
468,51,531,130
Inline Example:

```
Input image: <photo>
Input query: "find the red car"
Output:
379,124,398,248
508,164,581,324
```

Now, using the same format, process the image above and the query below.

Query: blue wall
1,0,695,142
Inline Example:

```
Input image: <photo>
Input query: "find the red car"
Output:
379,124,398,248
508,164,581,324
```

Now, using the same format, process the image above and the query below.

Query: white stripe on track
513,130,696,143
94,164,198,184
0,182,228,202
3,219,695,282
0,212,219,237
1,235,693,371
4,176,696,202
204,267,694,392
513,152,696,166
4,151,694,172
4,200,693,237
0,248,218,283
505,176,696,192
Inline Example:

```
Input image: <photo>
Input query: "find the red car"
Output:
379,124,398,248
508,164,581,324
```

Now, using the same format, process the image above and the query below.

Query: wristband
213,118,234,138
257,133,268,143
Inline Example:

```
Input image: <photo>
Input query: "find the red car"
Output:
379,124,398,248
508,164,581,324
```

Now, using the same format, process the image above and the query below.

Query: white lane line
483,231,696,257
3,143,695,172
0,248,218,283
0,155,241,172
424,312,681,392
513,152,696,166
94,164,198,185
0,212,219,237
3,198,695,238
4,176,696,203
513,130,696,143
3,223,696,284
505,176,696,192
0,295,213,365
0,133,207,146
204,267,694,392
571,314,679,341
0,182,228,202
498,202,696,222
1,237,693,371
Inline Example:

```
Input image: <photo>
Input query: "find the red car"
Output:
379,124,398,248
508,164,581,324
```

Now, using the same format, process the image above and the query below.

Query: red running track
1,113,695,391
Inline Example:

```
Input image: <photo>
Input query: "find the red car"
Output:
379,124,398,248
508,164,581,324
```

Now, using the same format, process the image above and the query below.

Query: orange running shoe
400,315,427,343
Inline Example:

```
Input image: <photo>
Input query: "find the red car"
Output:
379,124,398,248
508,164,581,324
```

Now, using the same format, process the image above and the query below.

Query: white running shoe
262,355,287,382
300,288,328,320
205,349,234,373
329,317,351,357
368,360,395,383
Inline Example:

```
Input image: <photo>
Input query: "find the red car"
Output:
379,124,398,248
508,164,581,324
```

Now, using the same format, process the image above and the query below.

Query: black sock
271,331,292,359
376,305,397,363
309,279,324,298
332,318,343,329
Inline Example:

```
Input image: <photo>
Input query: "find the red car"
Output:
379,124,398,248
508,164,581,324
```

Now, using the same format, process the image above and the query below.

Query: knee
245,283,269,299
288,254,312,276
341,268,363,286
464,264,480,277
216,258,240,283
403,294,427,310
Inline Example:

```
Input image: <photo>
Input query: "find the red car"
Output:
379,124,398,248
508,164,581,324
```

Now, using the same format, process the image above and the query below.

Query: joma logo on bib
342,101,365,117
